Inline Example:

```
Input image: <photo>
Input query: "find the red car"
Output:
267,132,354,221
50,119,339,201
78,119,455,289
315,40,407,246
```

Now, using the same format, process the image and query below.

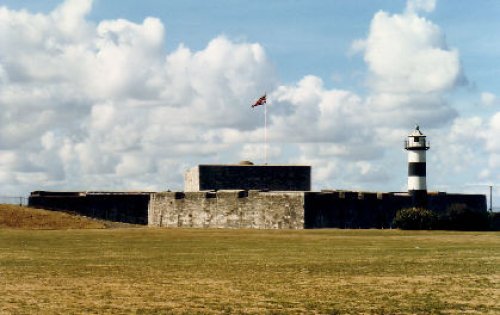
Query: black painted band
405,147,429,151
408,162,426,176
409,190,428,207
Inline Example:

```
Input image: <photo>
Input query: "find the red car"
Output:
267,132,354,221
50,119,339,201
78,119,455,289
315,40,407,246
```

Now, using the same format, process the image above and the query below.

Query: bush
439,203,490,231
393,207,437,230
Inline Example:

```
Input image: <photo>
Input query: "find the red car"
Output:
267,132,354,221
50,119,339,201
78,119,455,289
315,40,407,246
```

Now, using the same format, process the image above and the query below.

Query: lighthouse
404,125,430,207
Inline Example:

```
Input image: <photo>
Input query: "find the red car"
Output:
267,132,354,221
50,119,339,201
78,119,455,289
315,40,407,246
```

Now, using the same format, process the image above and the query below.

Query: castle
29,126,487,228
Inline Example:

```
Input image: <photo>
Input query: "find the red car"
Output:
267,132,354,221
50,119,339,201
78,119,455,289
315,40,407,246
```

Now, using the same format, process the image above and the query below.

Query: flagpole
252,93,268,165
264,101,268,165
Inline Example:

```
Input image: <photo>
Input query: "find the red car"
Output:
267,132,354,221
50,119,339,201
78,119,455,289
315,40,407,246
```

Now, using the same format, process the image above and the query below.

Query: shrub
439,203,490,231
393,207,437,230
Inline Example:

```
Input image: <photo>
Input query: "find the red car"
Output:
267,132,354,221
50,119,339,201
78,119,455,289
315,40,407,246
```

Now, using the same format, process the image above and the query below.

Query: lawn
0,228,498,314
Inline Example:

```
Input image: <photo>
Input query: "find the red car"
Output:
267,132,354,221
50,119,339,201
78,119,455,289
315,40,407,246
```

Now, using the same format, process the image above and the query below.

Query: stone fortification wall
303,191,413,229
29,191,151,224
148,190,305,229
29,190,487,229
149,190,487,229
427,192,486,214
184,165,311,192
303,191,487,229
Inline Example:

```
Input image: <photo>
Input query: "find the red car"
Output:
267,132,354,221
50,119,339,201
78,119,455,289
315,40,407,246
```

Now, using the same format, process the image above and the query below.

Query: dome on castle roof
239,160,254,166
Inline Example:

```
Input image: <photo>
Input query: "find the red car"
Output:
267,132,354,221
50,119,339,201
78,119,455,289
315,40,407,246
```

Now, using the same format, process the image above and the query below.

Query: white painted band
408,176,427,191
408,151,426,163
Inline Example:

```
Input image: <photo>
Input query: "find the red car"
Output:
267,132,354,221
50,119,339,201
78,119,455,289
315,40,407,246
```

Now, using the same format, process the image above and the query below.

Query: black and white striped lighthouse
404,125,430,207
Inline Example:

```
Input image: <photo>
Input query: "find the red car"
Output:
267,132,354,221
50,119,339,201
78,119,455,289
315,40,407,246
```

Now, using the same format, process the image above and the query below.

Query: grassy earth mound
0,204,107,229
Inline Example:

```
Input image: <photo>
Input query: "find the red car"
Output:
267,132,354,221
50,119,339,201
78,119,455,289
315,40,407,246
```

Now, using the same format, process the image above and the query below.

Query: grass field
1,227,498,314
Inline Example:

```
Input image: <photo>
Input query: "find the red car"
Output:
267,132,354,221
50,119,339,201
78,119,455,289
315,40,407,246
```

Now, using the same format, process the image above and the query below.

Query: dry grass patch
0,204,107,229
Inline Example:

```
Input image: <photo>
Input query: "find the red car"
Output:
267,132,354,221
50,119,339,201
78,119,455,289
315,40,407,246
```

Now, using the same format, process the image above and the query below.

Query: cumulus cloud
271,76,369,144
0,0,495,197
361,10,463,94
277,1,468,190
349,2,498,194
484,113,500,170
0,0,277,193
347,1,465,134
428,112,500,189
431,117,484,173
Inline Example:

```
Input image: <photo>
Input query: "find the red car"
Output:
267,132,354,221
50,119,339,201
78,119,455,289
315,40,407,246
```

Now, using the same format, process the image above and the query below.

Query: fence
0,196,28,206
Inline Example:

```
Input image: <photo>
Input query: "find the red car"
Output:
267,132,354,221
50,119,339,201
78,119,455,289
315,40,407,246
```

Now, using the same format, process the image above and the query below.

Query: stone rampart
29,191,151,224
148,190,305,229
303,191,413,228
29,189,487,228
149,190,487,229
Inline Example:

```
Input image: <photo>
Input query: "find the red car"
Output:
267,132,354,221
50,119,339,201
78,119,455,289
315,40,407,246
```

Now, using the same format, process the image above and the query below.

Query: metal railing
0,196,28,206
404,140,430,150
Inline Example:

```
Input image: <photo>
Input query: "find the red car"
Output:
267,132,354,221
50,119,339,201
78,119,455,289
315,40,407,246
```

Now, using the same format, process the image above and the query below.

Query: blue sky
4,1,498,89
0,0,498,208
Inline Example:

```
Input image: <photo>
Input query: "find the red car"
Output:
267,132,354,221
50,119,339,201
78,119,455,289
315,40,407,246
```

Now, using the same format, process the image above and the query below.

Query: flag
251,94,266,108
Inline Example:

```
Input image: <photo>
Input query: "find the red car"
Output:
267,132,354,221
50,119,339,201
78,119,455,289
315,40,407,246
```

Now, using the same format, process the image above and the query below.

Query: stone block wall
29,189,487,229
149,190,487,229
148,190,305,229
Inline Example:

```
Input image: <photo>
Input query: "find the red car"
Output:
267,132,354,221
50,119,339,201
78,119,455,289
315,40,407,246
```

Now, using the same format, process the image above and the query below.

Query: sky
0,0,499,209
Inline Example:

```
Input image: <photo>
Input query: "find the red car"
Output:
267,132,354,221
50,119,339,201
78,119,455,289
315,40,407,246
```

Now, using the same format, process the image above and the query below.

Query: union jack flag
251,94,266,108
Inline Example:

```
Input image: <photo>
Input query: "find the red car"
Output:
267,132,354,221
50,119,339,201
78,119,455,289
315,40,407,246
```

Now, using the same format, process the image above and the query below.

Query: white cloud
271,75,371,145
431,117,485,173
366,93,457,128
0,0,278,194
481,92,497,107
50,0,93,36
115,154,155,177
294,144,391,190
0,0,495,198
239,144,281,162
346,4,464,134
362,10,463,94
484,113,500,169
405,0,436,14
473,112,500,183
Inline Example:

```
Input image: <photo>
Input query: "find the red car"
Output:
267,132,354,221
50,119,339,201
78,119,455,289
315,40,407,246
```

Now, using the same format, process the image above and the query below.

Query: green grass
0,228,498,314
